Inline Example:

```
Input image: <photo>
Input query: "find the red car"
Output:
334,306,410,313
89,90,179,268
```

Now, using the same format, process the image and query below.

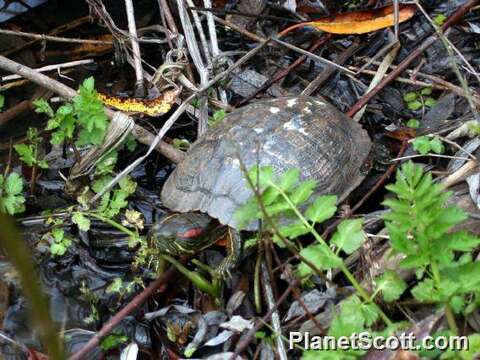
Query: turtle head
148,213,216,255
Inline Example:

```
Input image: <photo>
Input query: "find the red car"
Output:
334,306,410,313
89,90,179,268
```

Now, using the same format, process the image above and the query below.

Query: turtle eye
177,227,204,239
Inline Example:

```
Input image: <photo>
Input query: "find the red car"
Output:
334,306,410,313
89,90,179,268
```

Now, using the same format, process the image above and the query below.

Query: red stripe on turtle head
177,227,204,239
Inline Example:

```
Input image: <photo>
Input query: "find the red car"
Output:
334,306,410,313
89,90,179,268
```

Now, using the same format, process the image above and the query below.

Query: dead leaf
280,4,416,36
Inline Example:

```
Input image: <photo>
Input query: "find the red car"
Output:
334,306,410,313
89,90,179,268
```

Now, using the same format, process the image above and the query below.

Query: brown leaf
280,4,416,36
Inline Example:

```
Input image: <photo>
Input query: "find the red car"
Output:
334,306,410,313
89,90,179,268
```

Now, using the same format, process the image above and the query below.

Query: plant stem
431,261,458,334
85,212,136,238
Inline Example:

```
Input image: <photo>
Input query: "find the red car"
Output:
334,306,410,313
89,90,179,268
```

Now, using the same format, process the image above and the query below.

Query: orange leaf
280,4,416,36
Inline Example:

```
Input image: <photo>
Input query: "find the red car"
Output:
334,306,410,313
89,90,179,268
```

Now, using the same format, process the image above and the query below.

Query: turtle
149,96,372,276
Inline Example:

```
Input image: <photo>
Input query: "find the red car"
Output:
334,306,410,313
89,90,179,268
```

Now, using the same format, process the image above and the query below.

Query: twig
232,280,299,359
124,0,145,96
203,0,228,104
392,153,470,162
0,100,31,127
442,159,478,188
2,15,91,57
0,28,112,45
272,38,355,76
0,55,185,164
352,42,399,122
1,59,94,82
261,261,288,360
157,0,179,34
346,0,479,117
185,0,211,68
68,266,177,360
178,0,210,135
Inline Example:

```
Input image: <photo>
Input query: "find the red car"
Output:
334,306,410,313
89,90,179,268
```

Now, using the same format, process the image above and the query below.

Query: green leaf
403,92,417,102
446,232,480,252
331,218,365,254
411,279,440,302
298,243,341,276
72,213,91,231
429,136,444,154
235,200,258,228
81,76,95,92
99,333,128,351
33,98,54,117
95,150,118,176
51,228,65,242
278,221,310,239
246,166,274,190
329,295,365,337
50,243,67,256
278,168,300,192
106,278,123,293
407,100,423,111
433,14,447,26
4,172,23,195
375,270,407,302
412,136,432,155
424,97,437,108
305,195,337,224
1,194,25,215
406,118,420,128
0,94,5,111
14,144,35,166
420,87,433,96
290,180,317,205
119,176,137,194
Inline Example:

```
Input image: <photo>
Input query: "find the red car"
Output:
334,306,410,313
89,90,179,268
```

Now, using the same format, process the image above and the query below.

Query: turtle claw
214,258,236,280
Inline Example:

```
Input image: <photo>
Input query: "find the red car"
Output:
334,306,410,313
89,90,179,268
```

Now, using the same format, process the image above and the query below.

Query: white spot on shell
287,98,297,107
315,100,326,106
269,107,280,114
283,119,308,135
253,127,263,134
303,106,312,113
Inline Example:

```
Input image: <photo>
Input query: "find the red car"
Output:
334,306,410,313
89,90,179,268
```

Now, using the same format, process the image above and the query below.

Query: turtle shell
161,96,372,230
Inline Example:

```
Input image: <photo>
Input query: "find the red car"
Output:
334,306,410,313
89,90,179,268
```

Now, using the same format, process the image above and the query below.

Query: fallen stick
0,55,186,164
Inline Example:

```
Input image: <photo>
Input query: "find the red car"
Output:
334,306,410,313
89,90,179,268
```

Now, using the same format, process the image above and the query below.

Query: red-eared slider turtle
149,96,372,275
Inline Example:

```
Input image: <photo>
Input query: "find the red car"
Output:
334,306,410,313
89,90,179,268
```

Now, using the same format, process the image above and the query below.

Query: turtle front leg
215,227,242,279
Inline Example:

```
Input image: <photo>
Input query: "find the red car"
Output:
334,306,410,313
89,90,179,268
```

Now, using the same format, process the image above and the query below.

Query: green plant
382,161,480,333
172,138,191,151
412,135,444,155
208,109,227,126
235,166,392,331
433,14,447,26
100,333,128,351
406,118,420,129
14,127,48,169
80,280,100,324
0,172,25,215
0,94,5,111
35,77,109,146
403,87,436,111
47,227,72,256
